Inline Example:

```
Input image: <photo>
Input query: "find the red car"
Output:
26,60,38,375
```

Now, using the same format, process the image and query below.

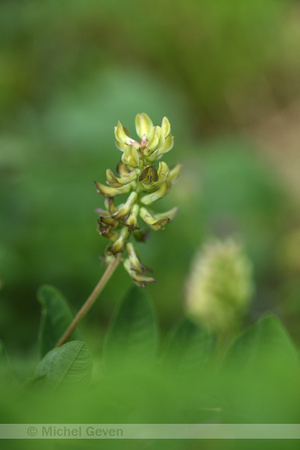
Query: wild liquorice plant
2,113,299,426
56,113,181,346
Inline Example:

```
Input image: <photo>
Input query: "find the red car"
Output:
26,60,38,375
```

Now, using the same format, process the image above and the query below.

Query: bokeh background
1,0,300,359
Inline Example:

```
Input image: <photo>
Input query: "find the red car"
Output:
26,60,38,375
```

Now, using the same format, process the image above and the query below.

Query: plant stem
55,254,121,348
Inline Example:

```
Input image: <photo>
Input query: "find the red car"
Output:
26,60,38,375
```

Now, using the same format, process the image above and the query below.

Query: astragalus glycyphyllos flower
95,113,182,287
185,238,254,334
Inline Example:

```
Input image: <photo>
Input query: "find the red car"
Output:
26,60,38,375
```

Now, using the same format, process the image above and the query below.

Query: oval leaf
37,285,81,357
222,314,299,372
0,340,7,367
0,340,11,379
164,318,213,373
104,286,158,365
34,341,92,391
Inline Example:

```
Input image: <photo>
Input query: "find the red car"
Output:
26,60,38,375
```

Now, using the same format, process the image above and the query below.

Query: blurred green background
1,0,300,358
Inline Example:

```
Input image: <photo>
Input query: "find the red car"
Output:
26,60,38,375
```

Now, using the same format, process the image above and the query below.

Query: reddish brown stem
55,254,121,348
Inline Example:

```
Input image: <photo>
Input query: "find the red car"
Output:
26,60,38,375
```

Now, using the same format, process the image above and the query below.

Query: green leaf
0,341,19,384
0,340,7,367
0,340,10,378
222,314,299,372
37,285,81,358
34,341,92,391
164,318,213,373
104,286,158,365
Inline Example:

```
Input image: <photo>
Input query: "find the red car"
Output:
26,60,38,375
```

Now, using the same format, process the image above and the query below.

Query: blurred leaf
104,286,158,365
34,341,92,390
218,315,300,423
164,318,213,373
0,340,16,382
37,285,81,358
0,340,8,374
222,314,299,372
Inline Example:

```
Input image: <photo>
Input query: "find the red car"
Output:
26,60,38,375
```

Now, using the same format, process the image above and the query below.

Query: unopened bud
126,242,146,274
161,116,171,138
157,133,174,156
125,204,140,231
104,197,117,214
139,207,170,231
144,126,165,157
122,145,140,168
140,182,171,206
108,227,130,254
115,139,128,152
106,168,138,188
114,122,132,146
113,192,138,220
123,258,155,288
95,181,132,197
156,161,169,184
135,113,153,140
116,161,129,177
154,206,179,222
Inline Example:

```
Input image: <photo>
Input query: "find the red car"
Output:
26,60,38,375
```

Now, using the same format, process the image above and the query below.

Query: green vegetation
1,1,300,448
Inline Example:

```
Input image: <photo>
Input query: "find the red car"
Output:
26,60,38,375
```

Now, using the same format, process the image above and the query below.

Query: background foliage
1,1,300,438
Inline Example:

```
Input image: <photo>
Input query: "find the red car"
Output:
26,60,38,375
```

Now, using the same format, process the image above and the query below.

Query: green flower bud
123,258,155,288
113,192,138,220
95,207,110,217
114,122,132,146
157,133,174,156
154,206,179,222
106,168,138,188
135,113,153,140
125,204,140,231
139,207,170,231
161,116,171,138
108,227,130,255
140,181,171,206
126,242,146,274
116,161,129,177
121,145,140,168
104,197,117,214
145,126,164,155
95,181,132,197
115,139,129,152
155,161,169,185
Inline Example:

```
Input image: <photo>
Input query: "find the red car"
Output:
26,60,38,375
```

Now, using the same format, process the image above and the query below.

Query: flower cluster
185,238,254,334
95,113,181,287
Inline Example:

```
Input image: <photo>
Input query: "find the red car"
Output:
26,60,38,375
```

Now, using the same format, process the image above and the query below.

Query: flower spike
95,113,181,286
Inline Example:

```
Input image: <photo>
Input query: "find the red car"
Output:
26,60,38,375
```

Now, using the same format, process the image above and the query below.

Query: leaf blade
34,340,92,391
104,286,158,366
37,285,81,357
222,314,299,372
164,318,213,373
